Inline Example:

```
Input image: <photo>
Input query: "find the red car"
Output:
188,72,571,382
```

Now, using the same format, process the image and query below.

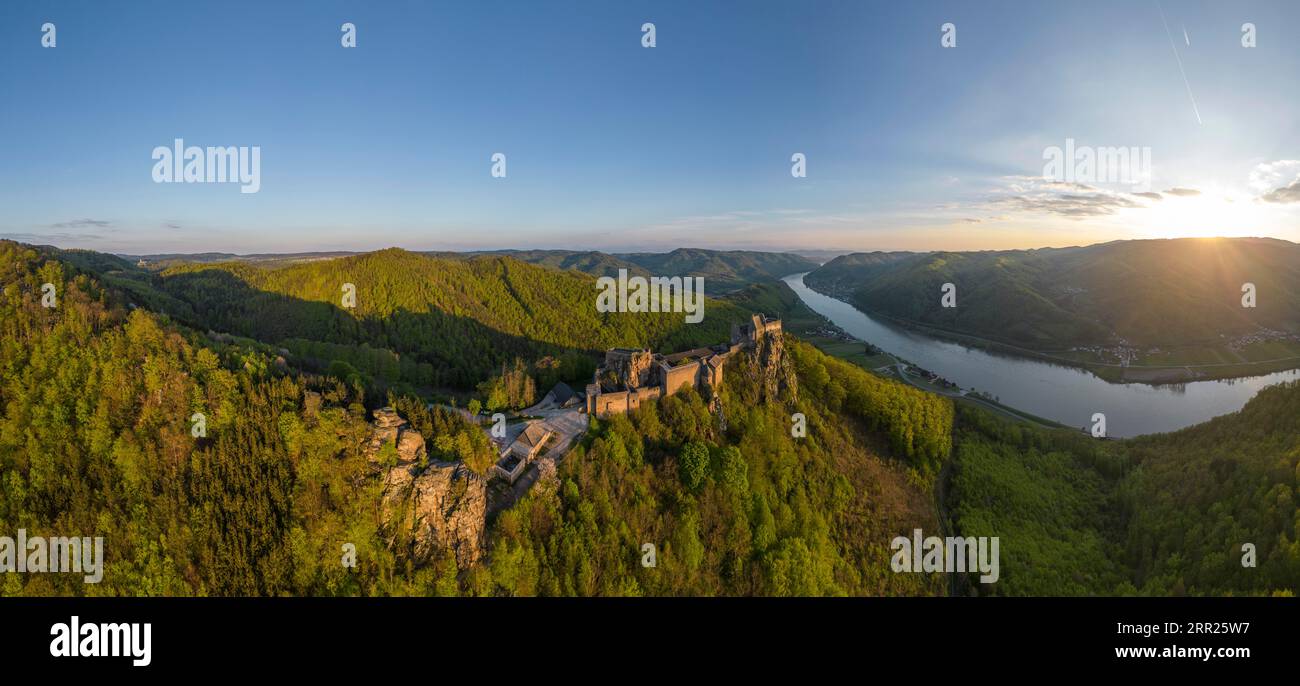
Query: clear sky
3,0,1300,255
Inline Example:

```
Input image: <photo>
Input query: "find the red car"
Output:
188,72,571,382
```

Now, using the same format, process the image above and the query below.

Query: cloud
1249,160,1300,204
1,232,105,243
1260,179,1300,204
1007,194,1143,217
49,218,113,229
988,176,1149,218
1249,160,1300,193
1133,192,1163,200
1042,181,1102,192
1161,187,1200,197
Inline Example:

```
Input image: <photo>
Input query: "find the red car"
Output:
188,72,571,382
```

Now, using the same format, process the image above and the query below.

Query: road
882,359,1062,431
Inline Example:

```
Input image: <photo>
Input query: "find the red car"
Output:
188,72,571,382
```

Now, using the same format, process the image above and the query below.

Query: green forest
151,248,753,392
455,247,817,295
1,239,1296,597
949,392,1299,596
485,339,950,596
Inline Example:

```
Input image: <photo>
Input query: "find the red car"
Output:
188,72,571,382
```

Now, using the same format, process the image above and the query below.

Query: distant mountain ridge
453,247,819,294
149,248,759,389
124,247,818,296
804,237,1300,350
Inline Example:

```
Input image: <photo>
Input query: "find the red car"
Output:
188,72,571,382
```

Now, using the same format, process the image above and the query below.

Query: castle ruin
585,313,782,417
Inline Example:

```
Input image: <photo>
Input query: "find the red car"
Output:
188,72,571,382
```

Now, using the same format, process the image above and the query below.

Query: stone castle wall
587,314,780,417
662,360,701,396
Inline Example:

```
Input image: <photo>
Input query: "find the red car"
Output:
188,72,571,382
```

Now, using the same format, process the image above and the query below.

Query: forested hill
792,250,915,297
127,247,819,296
0,238,1295,596
0,239,953,597
1119,380,1300,594
146,248,755,389
463,247,818,294
443,250,647,281
804,237,1300,349
0,240,402,595
949,380,1300,596
483,336,955,596
615,248,819,293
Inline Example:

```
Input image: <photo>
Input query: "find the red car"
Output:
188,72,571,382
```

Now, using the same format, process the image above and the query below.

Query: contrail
1157,1,1201,125
1182,25,1189,46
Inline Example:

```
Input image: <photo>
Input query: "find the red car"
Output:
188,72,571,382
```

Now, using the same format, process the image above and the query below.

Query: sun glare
1121,192,1277,240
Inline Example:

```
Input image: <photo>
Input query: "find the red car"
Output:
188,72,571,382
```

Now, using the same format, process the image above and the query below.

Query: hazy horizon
12,234,1290,261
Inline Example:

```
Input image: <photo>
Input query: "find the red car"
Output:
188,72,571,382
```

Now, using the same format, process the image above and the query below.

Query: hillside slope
1120,380,1300,594
948,382,1300,596
0,239,950,597
148,249,755,389
4,238,1295,597
0,241,406,596
470,247,817,295
617,248,819,294
805,238,1300,350
446,249,647,281
486,337,954,596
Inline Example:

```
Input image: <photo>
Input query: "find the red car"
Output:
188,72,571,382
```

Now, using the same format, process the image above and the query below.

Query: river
784,273,1300,437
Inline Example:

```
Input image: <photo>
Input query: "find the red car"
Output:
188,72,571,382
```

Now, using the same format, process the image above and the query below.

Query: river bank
781,273,1300,438
804,285,1300,385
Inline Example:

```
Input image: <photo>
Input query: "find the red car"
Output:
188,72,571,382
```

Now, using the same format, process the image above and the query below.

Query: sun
1121,191,1275,240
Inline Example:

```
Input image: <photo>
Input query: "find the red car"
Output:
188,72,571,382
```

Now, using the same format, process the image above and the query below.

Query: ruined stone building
585,313,782,417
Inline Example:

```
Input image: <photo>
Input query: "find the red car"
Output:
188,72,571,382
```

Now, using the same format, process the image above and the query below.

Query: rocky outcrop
380,460,487,568
758,330,797,404
365,407,487,568
396,430,426,464
727,331,798,408
748,331,797,404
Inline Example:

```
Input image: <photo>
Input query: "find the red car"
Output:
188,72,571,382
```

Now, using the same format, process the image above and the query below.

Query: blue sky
3,0,1300,254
